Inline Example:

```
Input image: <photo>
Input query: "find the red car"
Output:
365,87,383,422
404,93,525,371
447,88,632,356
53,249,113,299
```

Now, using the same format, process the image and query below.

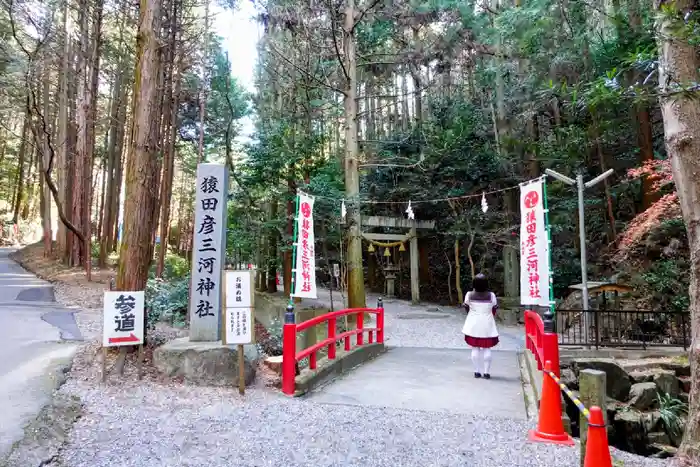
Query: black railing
555,308,690,350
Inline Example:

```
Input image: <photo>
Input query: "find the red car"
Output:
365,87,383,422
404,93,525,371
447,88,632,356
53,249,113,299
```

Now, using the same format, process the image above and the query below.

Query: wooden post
137,344,144,380
101,347,108,383
237,344,245,395
409,225,419,303
579,369,607,466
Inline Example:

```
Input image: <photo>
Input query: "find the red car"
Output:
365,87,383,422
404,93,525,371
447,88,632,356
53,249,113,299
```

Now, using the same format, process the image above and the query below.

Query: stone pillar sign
189,163,228,341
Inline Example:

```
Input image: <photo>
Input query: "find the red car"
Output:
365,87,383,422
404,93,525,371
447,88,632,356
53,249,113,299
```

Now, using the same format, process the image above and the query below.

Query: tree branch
268,43,345,95
327,0,349,82
352,0,382,33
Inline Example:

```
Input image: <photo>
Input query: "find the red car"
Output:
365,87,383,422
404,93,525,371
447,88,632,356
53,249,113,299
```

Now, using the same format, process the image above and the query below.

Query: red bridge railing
282,299,385,395
524,309,560,377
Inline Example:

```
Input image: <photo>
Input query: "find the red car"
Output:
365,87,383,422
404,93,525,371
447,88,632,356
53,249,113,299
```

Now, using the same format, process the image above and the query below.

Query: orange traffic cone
528,360,575,446
583,406,612,467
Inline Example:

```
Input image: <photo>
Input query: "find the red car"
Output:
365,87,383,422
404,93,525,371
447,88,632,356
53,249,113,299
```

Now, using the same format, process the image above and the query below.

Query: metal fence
555,308,691,349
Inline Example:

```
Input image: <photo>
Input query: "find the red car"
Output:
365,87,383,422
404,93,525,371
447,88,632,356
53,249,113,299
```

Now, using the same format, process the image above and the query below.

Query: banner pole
289,192,300,305
542,176,555,316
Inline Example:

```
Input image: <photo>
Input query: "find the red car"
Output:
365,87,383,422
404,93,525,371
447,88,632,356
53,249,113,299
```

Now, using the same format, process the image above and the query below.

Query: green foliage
656,391,688,438
625,218,689,313
639,260,689,313
144,252,192,330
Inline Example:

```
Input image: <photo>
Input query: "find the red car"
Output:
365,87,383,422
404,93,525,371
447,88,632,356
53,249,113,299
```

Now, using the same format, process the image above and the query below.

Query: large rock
572,358,633,401
628,382,658,410
629,370,654,383
659,361,690,377
612,410,647,454
648,432,670,445
679,376,691,394
650,444,677,459
560,368,578,389
153,337,257,387
669,415,687,447
612,409,660,454
653,370,680,397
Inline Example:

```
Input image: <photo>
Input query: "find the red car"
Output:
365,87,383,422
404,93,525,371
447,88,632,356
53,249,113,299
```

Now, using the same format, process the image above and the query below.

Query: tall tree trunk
196,0,209,164
99,66,122,267
156,0,181,278
21,124,37,221
83,0,103,279
110,76,129,253
12,106,30,225
266,196,278,293
656,1,700,464
41,64,52,255
72,0,89,267
637,107,656,208
343,0,366,310
22,120,38,221
492,0,519,298
629,0,656,209
56,0,71,257
117,0,162,291
283,178,295,296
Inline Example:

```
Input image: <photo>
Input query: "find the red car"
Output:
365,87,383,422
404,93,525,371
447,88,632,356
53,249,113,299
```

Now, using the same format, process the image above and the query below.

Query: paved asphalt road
0,247,82,460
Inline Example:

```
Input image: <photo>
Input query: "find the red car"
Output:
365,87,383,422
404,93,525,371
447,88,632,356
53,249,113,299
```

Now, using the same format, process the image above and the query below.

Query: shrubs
145,252,191,330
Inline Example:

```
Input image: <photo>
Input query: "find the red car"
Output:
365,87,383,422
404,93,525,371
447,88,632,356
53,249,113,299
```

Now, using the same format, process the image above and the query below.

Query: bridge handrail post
525,311,531,353
376,298,384,344
356,309,364,346
327,316,336,360
282,304,297,395
542,309,560,377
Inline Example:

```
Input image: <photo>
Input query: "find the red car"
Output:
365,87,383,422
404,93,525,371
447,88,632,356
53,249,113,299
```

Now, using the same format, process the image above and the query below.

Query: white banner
520,178,551,307
292,192,317,298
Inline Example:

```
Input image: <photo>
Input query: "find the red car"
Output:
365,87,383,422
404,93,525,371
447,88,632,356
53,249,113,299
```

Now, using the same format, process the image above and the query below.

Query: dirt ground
9,242,280,388
10,242,117,310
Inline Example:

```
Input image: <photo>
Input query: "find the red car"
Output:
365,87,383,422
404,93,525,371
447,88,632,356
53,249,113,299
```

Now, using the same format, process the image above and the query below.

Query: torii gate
360,216,435,303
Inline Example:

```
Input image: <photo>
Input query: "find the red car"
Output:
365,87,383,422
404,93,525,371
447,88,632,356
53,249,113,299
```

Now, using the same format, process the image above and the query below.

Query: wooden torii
360,216,435,303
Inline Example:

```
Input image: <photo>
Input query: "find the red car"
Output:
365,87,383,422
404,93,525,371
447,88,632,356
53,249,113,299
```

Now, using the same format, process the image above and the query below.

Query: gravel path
58,380,668,467
51,286,670,467
308,288,524,351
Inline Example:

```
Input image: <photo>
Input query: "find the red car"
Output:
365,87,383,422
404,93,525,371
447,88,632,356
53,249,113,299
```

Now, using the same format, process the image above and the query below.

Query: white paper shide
519,178,551,307
103,291,145,347
292,192,317,298
224,270,254,345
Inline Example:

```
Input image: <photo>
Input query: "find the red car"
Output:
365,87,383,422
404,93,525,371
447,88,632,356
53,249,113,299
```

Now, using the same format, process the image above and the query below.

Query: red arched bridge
281,300,385,395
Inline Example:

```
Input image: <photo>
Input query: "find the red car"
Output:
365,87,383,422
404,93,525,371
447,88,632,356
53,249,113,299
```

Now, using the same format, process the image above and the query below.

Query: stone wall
255,292,329,358
560,357,690,459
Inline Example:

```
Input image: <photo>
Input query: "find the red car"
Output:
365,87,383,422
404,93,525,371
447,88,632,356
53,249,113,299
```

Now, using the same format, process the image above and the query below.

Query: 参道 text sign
292,192,317,298
103,291,145,347
519,178,551,307
189,163,228,341
224,270,254,345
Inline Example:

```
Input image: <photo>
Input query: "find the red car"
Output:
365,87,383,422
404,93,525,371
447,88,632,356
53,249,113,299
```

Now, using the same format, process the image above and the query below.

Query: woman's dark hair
472,273,489,293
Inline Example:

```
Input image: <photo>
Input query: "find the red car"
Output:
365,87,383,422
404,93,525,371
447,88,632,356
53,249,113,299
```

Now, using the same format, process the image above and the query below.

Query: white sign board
189,163,228,341
225,270,252,308
292,192,318,298
103,291,145,347
224,270,255,345
225,307,254,345
333,263,340,278
519,178,551,307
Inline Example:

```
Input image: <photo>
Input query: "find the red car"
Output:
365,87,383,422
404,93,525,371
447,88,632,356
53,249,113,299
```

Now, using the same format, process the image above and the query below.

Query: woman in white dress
462,274,499,379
